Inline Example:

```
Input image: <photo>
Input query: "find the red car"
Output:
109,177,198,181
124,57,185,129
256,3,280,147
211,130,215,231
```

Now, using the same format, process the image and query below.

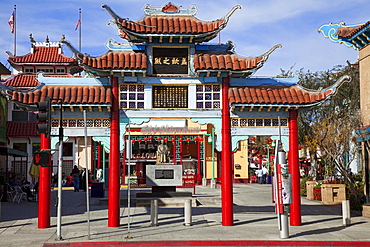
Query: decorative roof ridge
295,74,351,95
61,37,84,60
143,2,198,16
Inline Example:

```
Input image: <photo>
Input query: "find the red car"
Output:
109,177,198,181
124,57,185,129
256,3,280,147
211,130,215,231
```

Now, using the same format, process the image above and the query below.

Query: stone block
306,180,317,200
363,204,370,218
321,183,346,205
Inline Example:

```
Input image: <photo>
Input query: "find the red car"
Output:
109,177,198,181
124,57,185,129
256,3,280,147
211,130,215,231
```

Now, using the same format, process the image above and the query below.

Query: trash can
91,182,105,197
268,175,272,184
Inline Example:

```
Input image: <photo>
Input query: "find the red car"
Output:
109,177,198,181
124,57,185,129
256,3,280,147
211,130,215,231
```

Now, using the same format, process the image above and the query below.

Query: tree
280,64,362,201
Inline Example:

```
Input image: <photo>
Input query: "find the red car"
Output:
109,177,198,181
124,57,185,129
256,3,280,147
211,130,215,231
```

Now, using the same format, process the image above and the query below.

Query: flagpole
79,8,82,53
13,5,16,56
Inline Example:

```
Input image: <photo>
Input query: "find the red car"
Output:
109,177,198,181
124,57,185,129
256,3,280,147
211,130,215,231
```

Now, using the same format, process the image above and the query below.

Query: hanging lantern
157,137,162,141
178,138,183,142
199,137,203,143
144,137,148,142
164,137,168,142
171,138,175,142
132,139,136,144
194,137,199,142
250,137,256,142
149,136,153,141
138,139,142,143
186,138,191,143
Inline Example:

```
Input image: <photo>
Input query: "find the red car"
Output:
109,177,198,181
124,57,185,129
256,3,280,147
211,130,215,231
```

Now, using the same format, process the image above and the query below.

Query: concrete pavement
1,184,370,246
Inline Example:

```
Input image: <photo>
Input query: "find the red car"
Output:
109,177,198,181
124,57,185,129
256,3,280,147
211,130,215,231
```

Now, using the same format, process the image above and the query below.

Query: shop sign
152,47,188,75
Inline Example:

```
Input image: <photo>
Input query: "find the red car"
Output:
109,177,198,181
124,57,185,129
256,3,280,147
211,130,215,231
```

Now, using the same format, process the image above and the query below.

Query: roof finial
61,34,66,42
29,33,36,43
46,35,49,43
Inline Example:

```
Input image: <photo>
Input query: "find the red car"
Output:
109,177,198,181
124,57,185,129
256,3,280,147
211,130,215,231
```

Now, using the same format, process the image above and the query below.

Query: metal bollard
184,199,192,226
342,200,351,226
279,212,289,239
150,199,158,226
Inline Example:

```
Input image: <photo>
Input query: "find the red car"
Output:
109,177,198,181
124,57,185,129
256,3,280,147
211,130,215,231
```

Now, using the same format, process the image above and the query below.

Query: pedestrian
255,168,263,184
71,165,80,192
96,168,102,182
262,166,269,184
80,168,87,191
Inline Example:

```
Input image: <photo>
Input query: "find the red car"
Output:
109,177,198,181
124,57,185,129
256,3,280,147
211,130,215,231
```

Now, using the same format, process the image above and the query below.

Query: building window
196,84,221,109
152,85,188,109
36,68,54,73
25,68,34,73
51,118,110,128
231,118,288,127
56,68,65,73
62,143,73,156
120,84,145,109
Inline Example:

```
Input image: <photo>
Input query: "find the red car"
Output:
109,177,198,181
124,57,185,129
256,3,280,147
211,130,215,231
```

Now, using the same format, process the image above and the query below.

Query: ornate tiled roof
103,3,241,43
5,74,74,87
228,74,350,108
228,86,331,106
8,46,75,65
6,122,38,137
194,54,264,71
81,51,147,70
11,85,112,105
337,21,370,38
319,22,370,50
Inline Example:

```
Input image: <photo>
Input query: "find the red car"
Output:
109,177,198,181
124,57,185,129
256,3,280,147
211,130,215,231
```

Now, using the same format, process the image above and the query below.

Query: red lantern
138,139,142,143
186,138,191,143
199,137,203,142
178,138,183,142
157,137,161,141
194,137,198,142
171,138,175,142
132,139,136,143
164,137,168,142
250,137,256,142
144,137,148,142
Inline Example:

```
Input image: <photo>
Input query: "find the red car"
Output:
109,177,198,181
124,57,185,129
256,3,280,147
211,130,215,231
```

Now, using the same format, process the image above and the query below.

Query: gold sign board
152,86,188,108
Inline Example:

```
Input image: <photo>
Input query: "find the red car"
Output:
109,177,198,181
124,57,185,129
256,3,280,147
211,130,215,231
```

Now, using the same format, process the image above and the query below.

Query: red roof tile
229,86,332,105
8,46,75,64
11,85,112,105
82,52,147,70
119,16,225,35
6,122,38,137
337,21,370,38
5,74,74,87
194,54,264,71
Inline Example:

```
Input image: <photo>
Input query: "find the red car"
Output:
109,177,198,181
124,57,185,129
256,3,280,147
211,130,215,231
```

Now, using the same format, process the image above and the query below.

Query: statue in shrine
156,140,170,163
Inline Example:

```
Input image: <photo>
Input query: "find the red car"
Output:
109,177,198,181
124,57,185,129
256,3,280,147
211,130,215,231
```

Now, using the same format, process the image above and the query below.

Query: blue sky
0,0,369,76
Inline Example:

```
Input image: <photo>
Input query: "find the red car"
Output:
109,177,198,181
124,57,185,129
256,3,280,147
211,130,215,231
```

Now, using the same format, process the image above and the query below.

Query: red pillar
38,133,51,228
289,109,301,226
108,76,120,227
221,77,233,226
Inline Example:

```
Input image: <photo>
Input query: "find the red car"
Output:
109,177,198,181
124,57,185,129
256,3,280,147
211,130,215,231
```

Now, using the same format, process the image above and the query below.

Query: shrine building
2,2,348,227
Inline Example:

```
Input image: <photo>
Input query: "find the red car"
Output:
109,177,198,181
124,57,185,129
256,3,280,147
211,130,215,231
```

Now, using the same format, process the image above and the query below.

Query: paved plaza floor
1,184,370,246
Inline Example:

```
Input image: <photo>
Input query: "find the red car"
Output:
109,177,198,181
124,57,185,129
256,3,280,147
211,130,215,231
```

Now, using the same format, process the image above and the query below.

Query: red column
38,133,51,228
221,77,233,226
289,109,301,226
108,76,120,227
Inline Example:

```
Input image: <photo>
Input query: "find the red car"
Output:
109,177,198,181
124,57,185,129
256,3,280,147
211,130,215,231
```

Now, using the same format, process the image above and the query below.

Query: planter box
306,181,317,200
321,183,346,205
363,204,370,218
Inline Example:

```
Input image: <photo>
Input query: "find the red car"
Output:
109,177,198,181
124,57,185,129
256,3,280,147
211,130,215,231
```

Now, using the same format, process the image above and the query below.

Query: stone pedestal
306,180,317,200
321,183,346,205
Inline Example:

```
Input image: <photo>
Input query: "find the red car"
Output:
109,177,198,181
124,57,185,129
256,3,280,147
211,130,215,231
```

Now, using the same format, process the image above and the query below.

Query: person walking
256,168,263,184
262,166,269,184
71,165,80,192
